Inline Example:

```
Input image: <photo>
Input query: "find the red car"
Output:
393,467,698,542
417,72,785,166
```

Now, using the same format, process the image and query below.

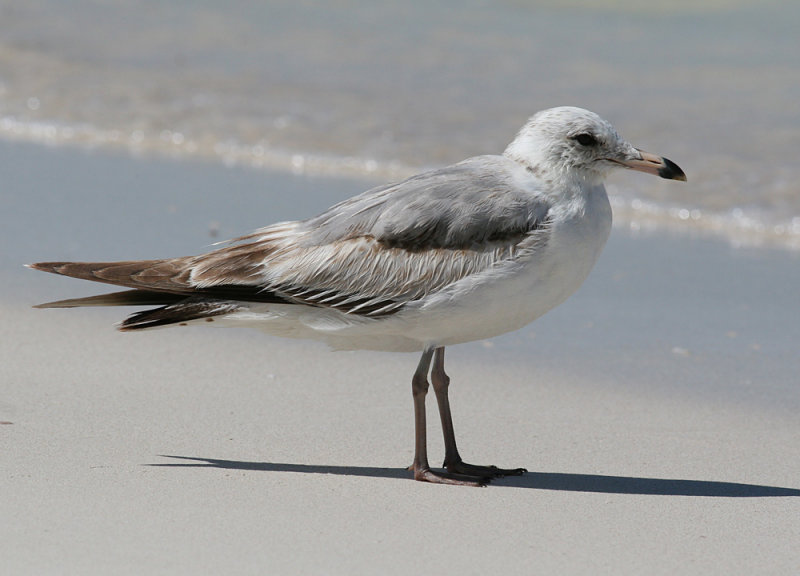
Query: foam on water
1,0,798,249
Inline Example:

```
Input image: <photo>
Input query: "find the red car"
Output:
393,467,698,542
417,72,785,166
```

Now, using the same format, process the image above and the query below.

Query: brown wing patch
29,259,194,293
187,222,302,287
189,242,275,286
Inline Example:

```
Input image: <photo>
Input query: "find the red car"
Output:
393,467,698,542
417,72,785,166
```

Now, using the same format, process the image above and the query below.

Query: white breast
396,182,612,348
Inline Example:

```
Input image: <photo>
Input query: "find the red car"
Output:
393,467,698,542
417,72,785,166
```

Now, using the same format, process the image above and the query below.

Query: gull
29,107,686,486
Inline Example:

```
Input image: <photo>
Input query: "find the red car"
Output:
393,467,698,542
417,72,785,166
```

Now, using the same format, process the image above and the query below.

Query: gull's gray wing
190,155,553,316
32,156,553,322
303,156,548,249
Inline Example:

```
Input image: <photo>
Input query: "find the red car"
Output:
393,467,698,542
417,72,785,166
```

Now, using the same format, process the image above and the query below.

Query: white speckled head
504,106,685,183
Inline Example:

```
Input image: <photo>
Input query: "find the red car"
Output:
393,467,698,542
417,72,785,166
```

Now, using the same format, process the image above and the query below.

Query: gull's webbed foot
445,459,527,479
410,463,489,487
408,464,492,488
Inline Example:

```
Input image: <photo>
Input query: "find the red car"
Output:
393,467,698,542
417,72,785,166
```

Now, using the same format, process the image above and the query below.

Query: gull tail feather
26,259,194,293
28,260,246,330
119,299,241,331
33,289,187,309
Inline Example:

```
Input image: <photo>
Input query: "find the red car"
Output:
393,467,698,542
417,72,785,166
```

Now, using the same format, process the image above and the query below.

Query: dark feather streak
119,299,240,331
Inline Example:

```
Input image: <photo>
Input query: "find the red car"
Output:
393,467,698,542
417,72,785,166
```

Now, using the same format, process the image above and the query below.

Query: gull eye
573,133,598,147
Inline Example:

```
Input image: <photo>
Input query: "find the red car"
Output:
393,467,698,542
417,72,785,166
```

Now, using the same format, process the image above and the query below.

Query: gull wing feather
31,156,551,319
190,156,552,316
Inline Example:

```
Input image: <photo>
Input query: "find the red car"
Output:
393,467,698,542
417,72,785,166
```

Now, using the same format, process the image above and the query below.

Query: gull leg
431,347,527,479
410,348,488,486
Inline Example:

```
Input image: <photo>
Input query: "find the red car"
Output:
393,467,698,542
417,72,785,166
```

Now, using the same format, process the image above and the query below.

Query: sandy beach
1,141,799,574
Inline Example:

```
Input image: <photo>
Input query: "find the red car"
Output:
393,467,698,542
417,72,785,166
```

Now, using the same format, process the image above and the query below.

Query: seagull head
504,106,686,184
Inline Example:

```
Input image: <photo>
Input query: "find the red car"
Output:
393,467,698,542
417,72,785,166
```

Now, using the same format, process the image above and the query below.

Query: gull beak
615,148,687,181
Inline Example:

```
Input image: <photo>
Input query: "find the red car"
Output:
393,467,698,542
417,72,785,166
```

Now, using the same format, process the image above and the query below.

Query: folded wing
30,156,552,328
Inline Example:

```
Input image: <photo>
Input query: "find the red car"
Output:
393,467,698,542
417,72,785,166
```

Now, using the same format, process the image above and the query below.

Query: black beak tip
659,157,687,182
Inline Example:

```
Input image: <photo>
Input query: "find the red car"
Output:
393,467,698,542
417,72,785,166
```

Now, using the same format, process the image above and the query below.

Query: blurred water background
1,0,798,248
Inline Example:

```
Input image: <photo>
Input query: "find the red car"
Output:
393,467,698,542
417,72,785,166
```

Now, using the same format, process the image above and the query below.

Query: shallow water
1,0,798,247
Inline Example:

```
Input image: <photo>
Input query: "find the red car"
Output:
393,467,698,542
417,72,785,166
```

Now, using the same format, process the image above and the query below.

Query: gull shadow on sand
149,455,800,497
